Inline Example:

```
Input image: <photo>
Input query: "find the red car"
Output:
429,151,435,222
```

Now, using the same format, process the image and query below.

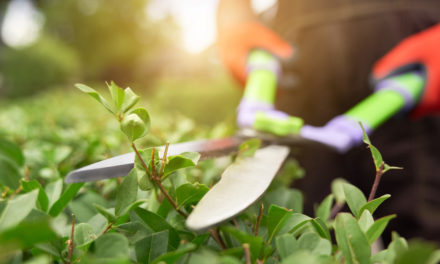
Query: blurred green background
0,0,242,139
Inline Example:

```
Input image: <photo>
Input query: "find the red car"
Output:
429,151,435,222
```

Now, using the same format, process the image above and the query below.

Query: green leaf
310,218,331,240
221,226,263,263
366,214,396,244
74,223,97,250
163,152,201,178
0,157,21,189
191,234,210,250
190,250,242,264
45,179,63,209
138,171,153,191
335,213,371,264
285,213,311,234
276,233,298,259
238,139,261,158
121,87,140,113
281,250,331,264
331,178,348,204
134,207,180,249
315,194,334,221
0,137,24,166
20,180,49,212
49,183,83,217
75,83,115,114
175,183,209,208
267,205,293,243
120,113,147,142
134,147,160,176
264,187,303,213
152,243,197,264
428,250,440,264
360,123,390,172
343,183,367,218
93,204,116,223
377,232,408,264
298,232,332,256
390,232,409,257
135,230,169,263
395,240,439,264
358,210,374,232
115,169,138,217
108,81,125,112
0,218,57,250
0,190,38,231
360,122,371,145
383,164,403,173
358,194,391,216
95,233,129,259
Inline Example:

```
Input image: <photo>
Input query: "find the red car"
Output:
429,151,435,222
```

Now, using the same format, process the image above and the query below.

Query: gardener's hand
373,24,440,117
237,97,303,136
218,21,293,84
236,50,303,136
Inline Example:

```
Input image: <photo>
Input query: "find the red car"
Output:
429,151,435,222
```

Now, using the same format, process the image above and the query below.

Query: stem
132,142,151,178
330,202,344,219
254,203,264,236
152,148,188,218
368,162,385,202
132,143,187,218
1,187,10,198
232,218,239,229
101,222,114,235
243,243,251,264
8,185,22,199
209,228,226,250
159,142,169,177
67,214,75,264
116,177,123,185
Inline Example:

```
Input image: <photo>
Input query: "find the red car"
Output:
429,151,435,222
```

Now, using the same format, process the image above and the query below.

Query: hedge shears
65,50,424,232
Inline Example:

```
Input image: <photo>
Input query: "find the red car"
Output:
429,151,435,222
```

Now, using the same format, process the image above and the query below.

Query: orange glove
373,24,440,117
217,21,293,84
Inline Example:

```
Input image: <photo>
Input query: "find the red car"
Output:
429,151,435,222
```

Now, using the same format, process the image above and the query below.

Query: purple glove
237,98,290,128
300,116,372,153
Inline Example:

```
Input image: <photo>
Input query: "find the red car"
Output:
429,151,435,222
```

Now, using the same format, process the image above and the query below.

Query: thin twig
8,185,22,199
101,222,114,235
151,148,188,217
1,187,10,198
209,228,226,250
24,166,30,181
67,214,75,264
368,162,385,202
232,218,239,229
159,142,169,177
330,202,344,219
132,143,187,217
116,177,123,185
243,243,251,264
132,142,151,177
254,203,264,236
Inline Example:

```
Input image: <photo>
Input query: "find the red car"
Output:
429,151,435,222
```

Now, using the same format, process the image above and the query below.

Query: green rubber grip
243,50,304,135
254,112,304,136
243,50,278,104
345,72,424,129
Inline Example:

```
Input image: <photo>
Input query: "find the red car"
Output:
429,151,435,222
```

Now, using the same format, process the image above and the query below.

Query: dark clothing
271,0,440,243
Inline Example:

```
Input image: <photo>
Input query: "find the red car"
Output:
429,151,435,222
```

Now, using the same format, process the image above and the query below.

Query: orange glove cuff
373,24,440,117
217,21,293,84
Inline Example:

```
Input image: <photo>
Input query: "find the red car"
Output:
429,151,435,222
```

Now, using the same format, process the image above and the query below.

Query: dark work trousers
270,0,440,244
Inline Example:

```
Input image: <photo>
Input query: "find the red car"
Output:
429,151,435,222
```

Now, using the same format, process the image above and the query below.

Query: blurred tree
0,0,181,97
40,0,177,84
0,34,80,97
